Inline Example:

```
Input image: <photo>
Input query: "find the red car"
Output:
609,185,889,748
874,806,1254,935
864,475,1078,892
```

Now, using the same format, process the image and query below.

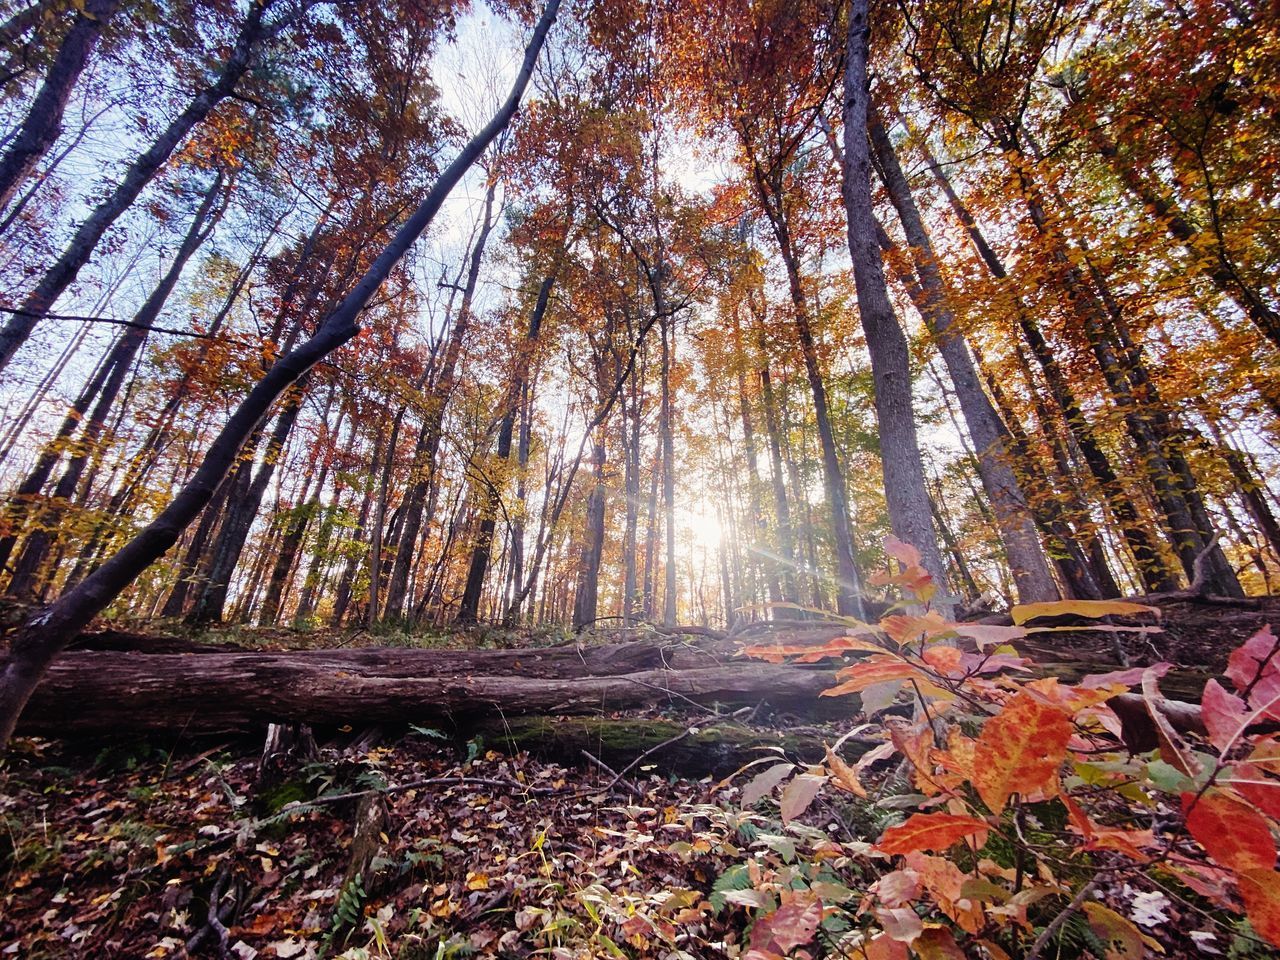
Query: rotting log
474,717,871,778
62,635,681,674
13,649,843,734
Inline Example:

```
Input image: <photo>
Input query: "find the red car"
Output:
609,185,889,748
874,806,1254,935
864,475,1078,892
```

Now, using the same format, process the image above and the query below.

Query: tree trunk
0,0,277,371
458,271,554,622
753,356,799,612
572,430,607,630
660,314,677,625
186,385,306,624
919,136,1177,594
385,180,497,621
867,110,1056,603
14,647,839,734
0,0,120,214
839,2,944,606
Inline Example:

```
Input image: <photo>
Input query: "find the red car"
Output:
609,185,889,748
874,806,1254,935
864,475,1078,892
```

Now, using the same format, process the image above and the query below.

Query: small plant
731,536,1280,958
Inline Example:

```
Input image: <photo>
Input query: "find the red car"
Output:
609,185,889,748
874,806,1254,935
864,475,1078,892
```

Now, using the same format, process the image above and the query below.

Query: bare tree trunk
840,1,943,606
458,270,554,622
0,0,562,746
0,0,120,214
621,358,642,625
920,139,1176,594
572,429,607,631
258,390,339,624
186,385,306,624
385,181,497,620
660,314,677,626
867,113,1056,602
757,360,798,605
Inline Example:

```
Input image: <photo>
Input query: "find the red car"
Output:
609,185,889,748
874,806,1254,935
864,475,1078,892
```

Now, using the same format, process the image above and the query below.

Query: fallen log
473,717,869,778
59,633,679,675
14,648,843,734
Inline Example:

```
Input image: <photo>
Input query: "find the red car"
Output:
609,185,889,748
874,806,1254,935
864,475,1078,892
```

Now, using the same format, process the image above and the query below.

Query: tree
0,0,563,746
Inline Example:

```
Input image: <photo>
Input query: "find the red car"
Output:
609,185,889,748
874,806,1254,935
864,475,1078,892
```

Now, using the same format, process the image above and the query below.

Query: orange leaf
877,813,990,856
972,692,1072,812
913,928,966,959
881,611,951,646
1237,867,1280,948
823,658,923,697
862,932,909,960
922,646,964,676
1182,788,1276,874
890,721,941,796
780,772,825,824
824,745,867,798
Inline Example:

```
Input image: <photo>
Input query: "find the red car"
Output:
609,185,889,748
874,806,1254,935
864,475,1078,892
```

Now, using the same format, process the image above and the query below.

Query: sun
683,504,723,549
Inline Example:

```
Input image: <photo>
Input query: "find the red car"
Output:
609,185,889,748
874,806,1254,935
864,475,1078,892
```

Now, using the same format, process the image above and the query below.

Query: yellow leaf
1011,600,1159,625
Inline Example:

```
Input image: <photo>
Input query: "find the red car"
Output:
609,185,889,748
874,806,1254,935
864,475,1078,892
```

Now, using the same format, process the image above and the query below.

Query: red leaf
1202,679,1248,752
1227,774,1280,820
1238,867,1280,948
750,894,823,954
877,813,989,856
1226,625,1280,721
1182,788,1276,874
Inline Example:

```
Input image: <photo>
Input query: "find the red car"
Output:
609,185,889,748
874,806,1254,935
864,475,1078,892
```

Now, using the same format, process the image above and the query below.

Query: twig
605,724,701,790
620,675,725,716
580,749,641,797
1026,880,1098,960
1188,532,1220,595
0,305,221,340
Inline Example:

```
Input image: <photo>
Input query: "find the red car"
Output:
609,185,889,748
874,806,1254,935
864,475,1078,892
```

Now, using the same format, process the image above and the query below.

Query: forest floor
3,597,1277,958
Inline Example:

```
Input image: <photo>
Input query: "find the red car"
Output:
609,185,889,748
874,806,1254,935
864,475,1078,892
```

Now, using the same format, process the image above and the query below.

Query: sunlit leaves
971,691,1071,811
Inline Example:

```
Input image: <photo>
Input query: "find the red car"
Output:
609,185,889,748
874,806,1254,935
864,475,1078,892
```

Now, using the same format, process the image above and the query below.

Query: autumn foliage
737,538,1280,957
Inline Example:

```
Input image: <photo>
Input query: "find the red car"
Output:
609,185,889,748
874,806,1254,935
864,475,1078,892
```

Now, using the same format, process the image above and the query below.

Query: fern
709,863,751,912
328,874,366,942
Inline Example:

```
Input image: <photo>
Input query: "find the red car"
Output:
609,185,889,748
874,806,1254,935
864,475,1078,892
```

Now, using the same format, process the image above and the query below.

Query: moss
478,717,837,778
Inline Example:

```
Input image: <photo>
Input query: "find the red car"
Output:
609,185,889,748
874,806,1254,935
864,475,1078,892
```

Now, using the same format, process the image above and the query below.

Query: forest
1,0,1279,956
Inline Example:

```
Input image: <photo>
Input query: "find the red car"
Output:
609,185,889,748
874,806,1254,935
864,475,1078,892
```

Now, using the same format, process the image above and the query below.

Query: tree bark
918,137,1177,594
840,1,946,605
458,270,555,622
385,180,498,621
867,112,1057,602
660,314,677,625
13,648,839,734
